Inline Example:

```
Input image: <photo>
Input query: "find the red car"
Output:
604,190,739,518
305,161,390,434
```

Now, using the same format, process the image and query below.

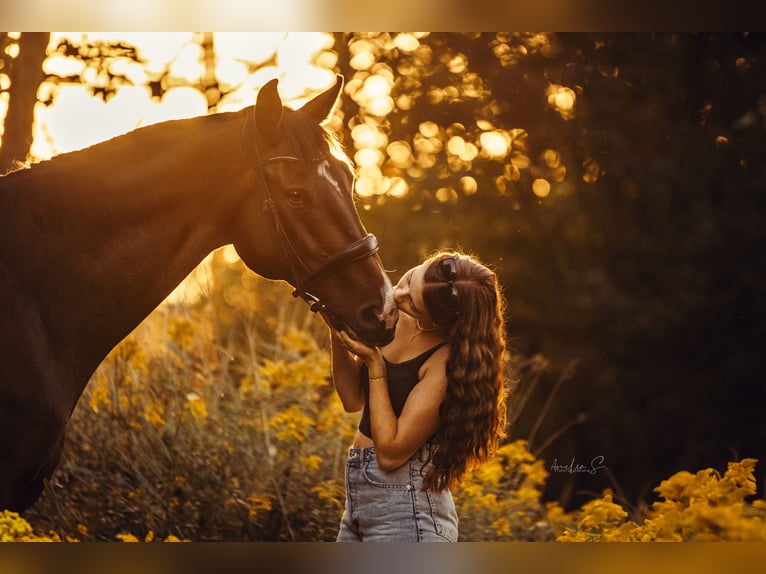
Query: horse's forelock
322,129,356,177
284,110,355,175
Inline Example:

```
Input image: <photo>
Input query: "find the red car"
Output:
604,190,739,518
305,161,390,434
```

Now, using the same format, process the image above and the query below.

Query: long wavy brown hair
420,250,509,491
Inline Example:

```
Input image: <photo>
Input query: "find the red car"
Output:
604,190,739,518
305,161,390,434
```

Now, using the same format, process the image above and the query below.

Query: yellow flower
478,459,504,486
557,528,591,542
280,329,319,354
577,491,628,530
496,439,537,466
184,392,208,420
514,483,542,505
654,470,699,502
269,405,313,442
600,520,640,542
88,379,112,412
247,493,274,512
144,399,167,429
718,458,758,501
301,455,323,472
544,501,574,535
0,510,33,541
312,480,346,507
492,517,512,538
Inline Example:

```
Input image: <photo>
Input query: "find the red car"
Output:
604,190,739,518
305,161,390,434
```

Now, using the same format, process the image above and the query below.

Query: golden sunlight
460,176,478,196
393,33,420,53
547,83,577,120
532,178,551,198
25,33,340,304
480,129,511,159
386,140,413,168
34,32,337,160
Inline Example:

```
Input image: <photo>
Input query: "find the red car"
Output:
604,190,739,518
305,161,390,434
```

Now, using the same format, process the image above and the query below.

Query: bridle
241,110,380,314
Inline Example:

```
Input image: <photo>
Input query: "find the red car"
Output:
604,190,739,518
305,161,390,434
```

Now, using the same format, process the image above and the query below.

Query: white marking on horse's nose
381,286,398,330
317,159,342,196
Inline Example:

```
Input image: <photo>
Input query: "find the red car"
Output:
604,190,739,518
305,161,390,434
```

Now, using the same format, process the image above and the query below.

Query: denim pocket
361,460,412,489
424,488,459,541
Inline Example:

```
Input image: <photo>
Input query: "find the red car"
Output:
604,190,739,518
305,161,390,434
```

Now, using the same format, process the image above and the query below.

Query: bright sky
33,32,336,159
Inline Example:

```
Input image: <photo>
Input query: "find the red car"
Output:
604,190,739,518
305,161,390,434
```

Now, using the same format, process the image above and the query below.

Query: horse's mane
1,159,32,177
320,126,356,176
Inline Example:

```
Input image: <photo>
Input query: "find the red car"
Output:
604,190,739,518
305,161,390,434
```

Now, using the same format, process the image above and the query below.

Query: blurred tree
0,32,49,173
331,32,766,509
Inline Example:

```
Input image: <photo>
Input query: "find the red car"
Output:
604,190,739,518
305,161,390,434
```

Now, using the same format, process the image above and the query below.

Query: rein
241,109,380,314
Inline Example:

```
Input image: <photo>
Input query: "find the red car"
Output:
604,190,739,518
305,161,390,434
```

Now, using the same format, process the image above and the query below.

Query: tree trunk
200,32,220,110
0,32,50,174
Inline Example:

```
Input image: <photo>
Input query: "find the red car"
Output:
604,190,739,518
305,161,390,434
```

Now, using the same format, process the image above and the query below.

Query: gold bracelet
368,375,386,381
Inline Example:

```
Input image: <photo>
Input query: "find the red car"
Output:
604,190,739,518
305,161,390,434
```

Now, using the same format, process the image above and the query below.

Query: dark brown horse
0,75,398,512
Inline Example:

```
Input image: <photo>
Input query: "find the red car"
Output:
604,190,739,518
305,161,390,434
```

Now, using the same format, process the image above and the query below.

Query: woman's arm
367,355,447,470
329,329,366,412
335,331,448,471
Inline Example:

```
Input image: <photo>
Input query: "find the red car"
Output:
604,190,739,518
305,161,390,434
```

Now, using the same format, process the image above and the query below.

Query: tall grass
25,253,356,541
14,252,766,541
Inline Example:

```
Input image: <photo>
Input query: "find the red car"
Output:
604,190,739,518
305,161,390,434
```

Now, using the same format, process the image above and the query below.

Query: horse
0,75,399,513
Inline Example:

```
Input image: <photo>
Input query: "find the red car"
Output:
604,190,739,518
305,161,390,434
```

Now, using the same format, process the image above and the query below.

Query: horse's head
233,76,398,347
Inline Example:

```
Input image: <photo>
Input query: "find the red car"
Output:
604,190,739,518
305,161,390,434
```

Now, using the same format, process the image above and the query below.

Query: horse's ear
255,78,283,145
298,74,344,124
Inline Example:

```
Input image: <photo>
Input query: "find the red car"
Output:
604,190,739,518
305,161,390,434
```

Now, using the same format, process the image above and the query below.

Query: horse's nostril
358,302,384,328
356,302,397,346
358,298,398,334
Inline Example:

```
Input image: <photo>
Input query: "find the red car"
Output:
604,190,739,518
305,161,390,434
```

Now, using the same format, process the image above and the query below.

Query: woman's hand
333,331,386,378
334,331,383,367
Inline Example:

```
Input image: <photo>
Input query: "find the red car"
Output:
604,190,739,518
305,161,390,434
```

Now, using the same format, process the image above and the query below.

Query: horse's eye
286,188,304,206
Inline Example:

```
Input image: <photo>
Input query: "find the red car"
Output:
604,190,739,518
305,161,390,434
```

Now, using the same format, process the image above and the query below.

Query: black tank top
357,342,446,439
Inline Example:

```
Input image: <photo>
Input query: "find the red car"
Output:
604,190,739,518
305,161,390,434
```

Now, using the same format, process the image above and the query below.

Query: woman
327,250,509,542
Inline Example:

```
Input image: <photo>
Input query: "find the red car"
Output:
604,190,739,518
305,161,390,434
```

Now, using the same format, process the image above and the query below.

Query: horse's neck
0,111,248,380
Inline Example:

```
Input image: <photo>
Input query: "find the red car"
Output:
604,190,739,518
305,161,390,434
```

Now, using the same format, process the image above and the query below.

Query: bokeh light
547,83,577,119
480,130,511,159
460,176,478,195
532,178,551,198
582,158,601,183
386,140,413,168
393,33,420,53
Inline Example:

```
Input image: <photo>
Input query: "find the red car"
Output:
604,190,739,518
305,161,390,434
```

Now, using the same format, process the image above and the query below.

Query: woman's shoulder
417,342,449,380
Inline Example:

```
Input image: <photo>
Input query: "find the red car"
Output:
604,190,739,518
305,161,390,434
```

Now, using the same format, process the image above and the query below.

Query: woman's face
392,263,432,322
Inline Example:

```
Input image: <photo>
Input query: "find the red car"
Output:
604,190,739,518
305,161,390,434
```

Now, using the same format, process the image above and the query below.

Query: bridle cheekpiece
241,110,380,314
